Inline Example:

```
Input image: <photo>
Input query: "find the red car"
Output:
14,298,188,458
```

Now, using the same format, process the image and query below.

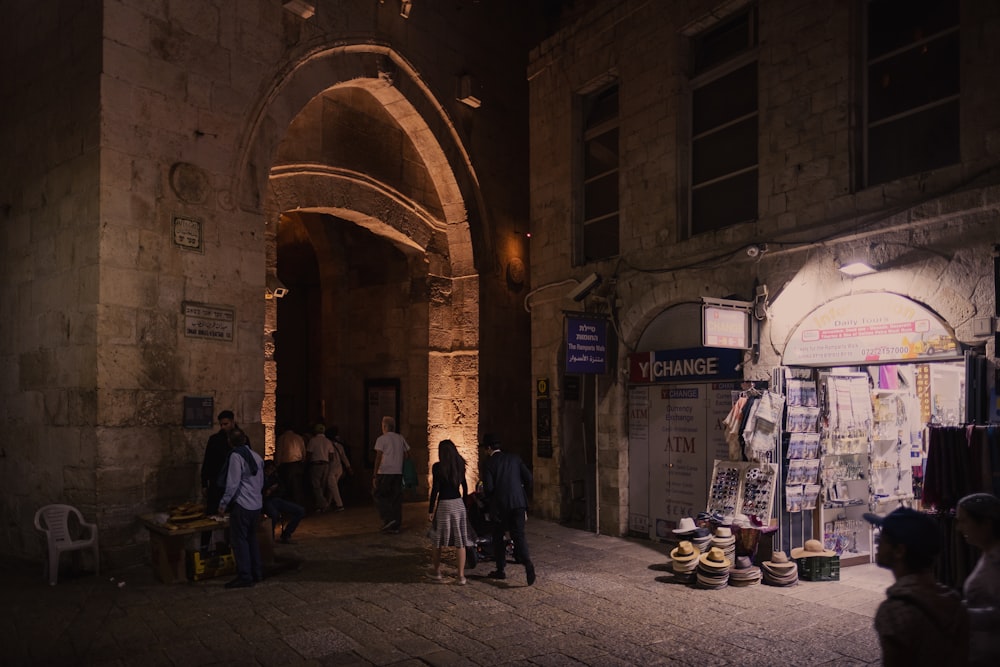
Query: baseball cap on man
863,507,941,560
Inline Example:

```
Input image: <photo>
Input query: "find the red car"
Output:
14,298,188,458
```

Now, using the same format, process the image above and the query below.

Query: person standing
428,439,472,584
324,425,353,512
305,424,334,512
373,416,410,533
200,410,238,550
217,428,265,589
481,433,536,585
864,506,969,666
275,424,306,507
956,493,1000,666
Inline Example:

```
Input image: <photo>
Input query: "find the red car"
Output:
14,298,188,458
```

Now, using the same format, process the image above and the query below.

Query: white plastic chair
33,504,100,585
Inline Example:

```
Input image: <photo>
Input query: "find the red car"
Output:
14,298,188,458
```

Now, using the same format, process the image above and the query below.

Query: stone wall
0,3,104,556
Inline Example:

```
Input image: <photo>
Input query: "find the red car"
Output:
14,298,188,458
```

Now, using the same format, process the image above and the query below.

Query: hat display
673,517,698,534
714,526,733,539
698,546,732,569
863,507,941,561
696,547,732,589
729,555,762,587
670,540,700,563
691,533,713,553
762,550,796,570
761,550,799,586
790,539,836,559
670,540,700,579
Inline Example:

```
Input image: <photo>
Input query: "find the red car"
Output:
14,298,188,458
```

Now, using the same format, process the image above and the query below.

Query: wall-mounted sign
183,396,214,429
536,378,549,398
783,293,960,366
566,316,608,374
183,302,235,342
628,347,743,384
172,216,203,252
536,398,552,458
703,305,751,349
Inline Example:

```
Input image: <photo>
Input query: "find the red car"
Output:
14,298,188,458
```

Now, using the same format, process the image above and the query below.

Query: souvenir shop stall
776,366,923,566
669,361,935,587
665,382,838,588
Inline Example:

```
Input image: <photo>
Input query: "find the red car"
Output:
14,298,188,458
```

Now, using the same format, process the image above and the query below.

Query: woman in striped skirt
428,439,473,584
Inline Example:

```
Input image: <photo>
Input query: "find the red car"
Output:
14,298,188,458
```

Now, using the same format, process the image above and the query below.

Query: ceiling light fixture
282,0,315,19
838,261,877,277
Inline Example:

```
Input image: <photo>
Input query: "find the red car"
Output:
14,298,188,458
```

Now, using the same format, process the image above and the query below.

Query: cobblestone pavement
2,502,891,666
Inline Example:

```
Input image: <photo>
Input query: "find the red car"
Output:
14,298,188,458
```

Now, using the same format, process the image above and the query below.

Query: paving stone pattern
2,502,890,665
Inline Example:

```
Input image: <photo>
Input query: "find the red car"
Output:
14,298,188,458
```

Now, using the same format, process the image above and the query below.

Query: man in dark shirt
481,433,536,585
200,410,237,549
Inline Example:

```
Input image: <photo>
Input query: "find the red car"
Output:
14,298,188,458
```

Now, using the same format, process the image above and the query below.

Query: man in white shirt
305,424,334,512
372,416,410,533
217,428,265,588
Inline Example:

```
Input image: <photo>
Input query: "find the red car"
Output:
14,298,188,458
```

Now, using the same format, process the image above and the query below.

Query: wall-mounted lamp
457,74,481,109
266,275,289,299
838,261,877,277
282,0,315,19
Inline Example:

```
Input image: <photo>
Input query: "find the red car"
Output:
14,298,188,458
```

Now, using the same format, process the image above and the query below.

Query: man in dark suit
481,433,536,585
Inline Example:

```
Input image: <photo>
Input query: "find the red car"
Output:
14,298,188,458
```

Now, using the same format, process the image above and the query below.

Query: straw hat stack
761,551,799,586
711,525,737,563
669,540,700,582
728,555,762,586
696,546,732,589
674,517,712,553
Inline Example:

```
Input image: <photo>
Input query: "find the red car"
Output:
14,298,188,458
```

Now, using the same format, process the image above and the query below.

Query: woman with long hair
957,492,1000,666
428,439,473,584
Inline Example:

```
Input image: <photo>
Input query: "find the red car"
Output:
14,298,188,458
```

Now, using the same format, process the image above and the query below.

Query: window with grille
689,7,758,236
864,0,959,187
579,84,619,263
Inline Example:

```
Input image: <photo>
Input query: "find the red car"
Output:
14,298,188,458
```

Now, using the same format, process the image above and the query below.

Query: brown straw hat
670,540,700,563
790,539,836,559
698,546,732,569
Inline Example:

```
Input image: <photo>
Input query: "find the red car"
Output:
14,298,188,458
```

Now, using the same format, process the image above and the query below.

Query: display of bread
168,502,205,522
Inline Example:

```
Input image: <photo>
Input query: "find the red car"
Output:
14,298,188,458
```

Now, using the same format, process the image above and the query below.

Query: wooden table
138,513,276,583
138,514,229,583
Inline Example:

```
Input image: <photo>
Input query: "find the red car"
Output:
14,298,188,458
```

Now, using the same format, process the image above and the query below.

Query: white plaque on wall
173,216,203,252
183,302,234,342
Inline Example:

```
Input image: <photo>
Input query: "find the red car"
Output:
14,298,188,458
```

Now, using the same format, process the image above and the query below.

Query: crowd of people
200,411,538,590
200,412,358,588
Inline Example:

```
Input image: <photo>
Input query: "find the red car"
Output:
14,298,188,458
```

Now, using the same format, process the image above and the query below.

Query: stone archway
235,45,482,469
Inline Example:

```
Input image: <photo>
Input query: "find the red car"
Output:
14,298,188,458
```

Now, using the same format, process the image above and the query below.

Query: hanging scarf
216,444,258,487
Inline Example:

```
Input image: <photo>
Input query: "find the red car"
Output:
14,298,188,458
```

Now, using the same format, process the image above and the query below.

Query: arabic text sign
183,302,235,342
566,316,608,374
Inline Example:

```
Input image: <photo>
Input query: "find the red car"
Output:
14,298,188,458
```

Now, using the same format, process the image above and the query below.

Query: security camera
567,273,602,302
266,275,289,299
